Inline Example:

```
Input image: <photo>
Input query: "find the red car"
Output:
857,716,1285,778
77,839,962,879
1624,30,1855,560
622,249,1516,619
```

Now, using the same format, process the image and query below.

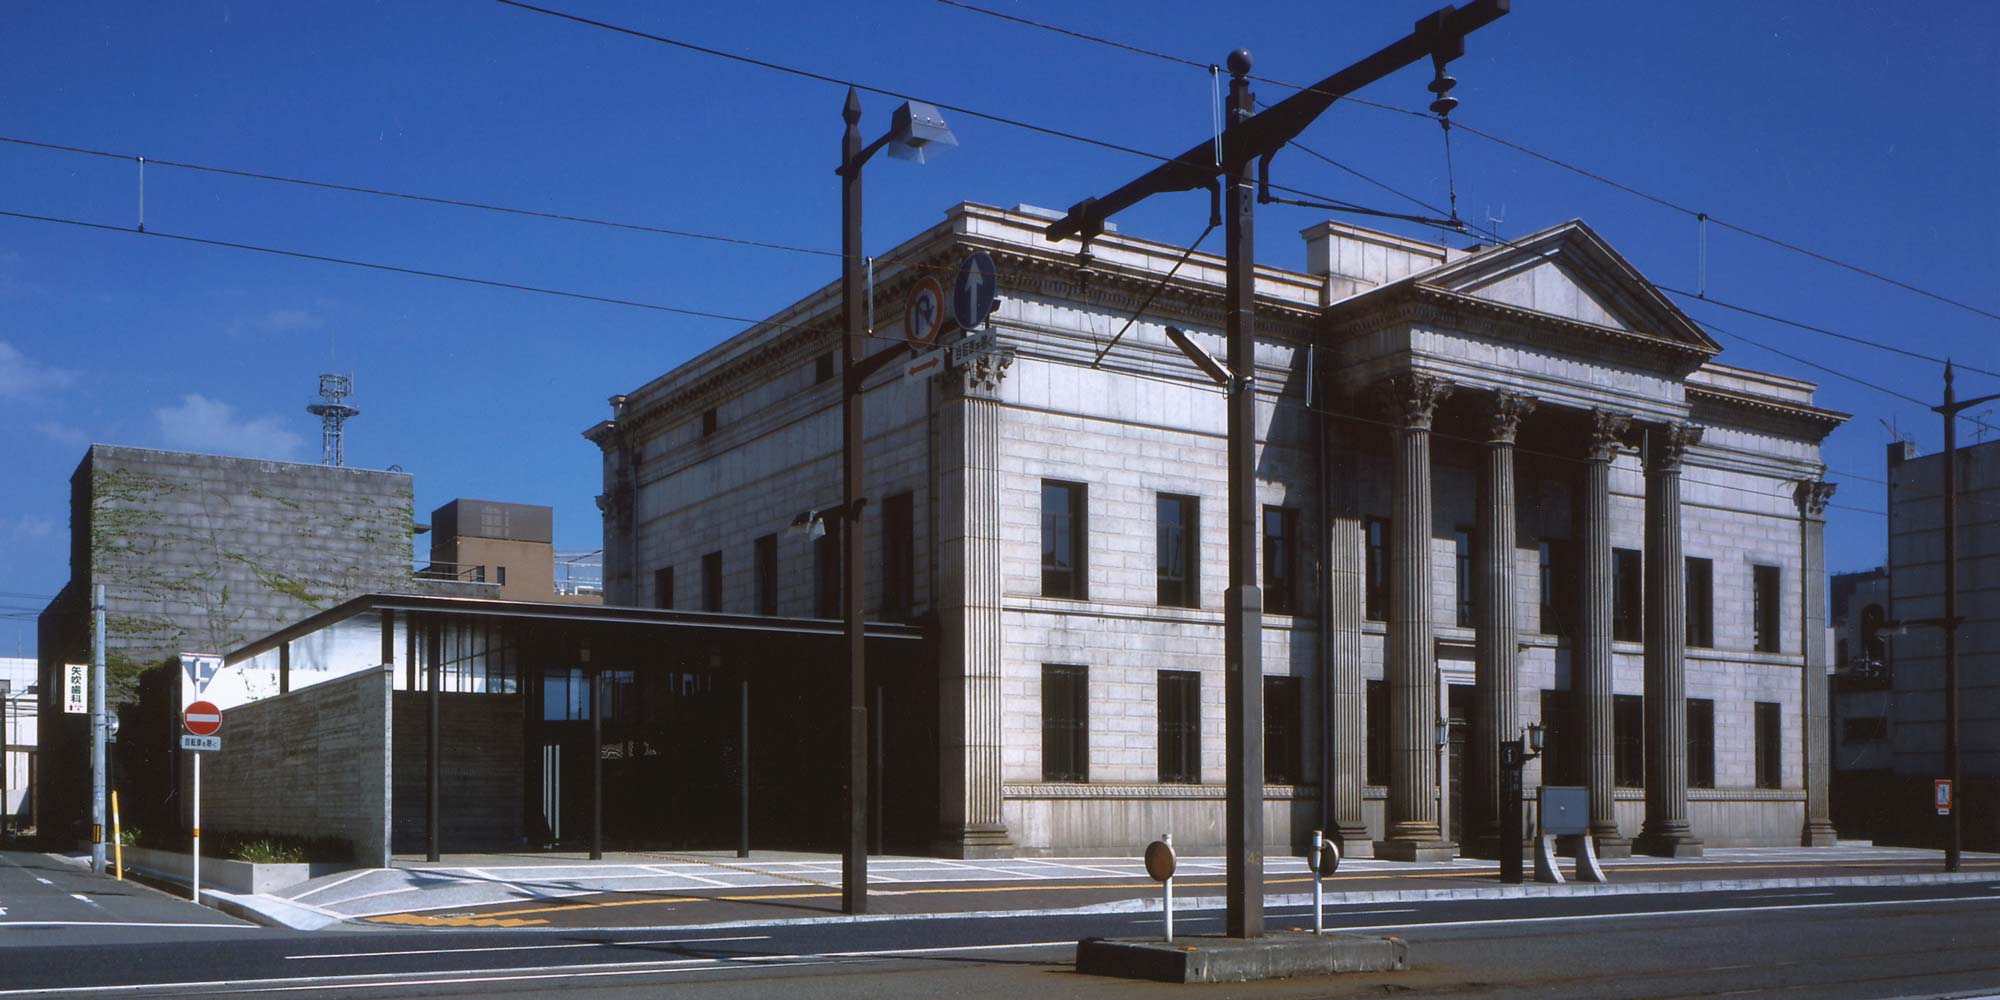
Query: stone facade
591,204,1846,859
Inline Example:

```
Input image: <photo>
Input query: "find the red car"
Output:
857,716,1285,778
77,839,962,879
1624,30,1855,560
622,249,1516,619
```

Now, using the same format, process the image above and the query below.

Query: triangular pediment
1407,221,1720,353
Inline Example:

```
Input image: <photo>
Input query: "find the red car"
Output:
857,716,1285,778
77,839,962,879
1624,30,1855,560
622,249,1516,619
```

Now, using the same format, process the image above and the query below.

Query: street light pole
1931,362,2000,873
1044,1,1509,939
837,89,956,914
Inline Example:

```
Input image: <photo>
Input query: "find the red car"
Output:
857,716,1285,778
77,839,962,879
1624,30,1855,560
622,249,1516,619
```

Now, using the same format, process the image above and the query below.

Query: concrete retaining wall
190,667,392,867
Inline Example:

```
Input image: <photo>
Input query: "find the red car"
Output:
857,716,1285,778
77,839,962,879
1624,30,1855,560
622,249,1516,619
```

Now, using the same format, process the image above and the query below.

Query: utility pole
1045,0,1509,938
1933,362,2000,872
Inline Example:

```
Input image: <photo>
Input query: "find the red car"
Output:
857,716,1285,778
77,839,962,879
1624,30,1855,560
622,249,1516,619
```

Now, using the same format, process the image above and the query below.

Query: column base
1374,838,1457,863
1801,820,1838,847
1333,824,1374,859
1633,826,1704,858
932,825,1014,859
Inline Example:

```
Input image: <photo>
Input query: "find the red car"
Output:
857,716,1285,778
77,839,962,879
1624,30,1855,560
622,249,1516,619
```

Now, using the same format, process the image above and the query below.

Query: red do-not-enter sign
184,700,222,737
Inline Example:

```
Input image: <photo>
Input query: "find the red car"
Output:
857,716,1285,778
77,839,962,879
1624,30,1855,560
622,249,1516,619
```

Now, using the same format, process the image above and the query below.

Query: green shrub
229,838,306,864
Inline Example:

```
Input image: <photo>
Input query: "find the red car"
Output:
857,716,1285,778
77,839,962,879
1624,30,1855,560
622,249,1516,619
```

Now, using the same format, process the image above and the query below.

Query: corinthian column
1471,390,1534,856
934,351,1014,857
1578,409,1632,857
1636,421,1704,857
1797,479,1838,846
1375,372,1454,862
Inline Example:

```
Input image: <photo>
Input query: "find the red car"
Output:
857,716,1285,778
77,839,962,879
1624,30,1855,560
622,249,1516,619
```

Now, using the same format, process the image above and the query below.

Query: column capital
949,351,1014,399
1377,373,1454,431
1645,421,1704,473
1586,409,1633,462
1794,478,1837,520
1485,391,1537,444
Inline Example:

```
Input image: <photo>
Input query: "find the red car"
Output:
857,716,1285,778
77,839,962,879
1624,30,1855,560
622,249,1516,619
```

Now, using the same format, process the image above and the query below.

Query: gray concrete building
589,203,1847,859
1876,438,2000,849
1829,566,1891,839
34,445,468,841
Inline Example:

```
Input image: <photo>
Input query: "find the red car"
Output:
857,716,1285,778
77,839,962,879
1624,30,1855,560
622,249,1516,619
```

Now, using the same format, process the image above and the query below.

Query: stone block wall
190,667,392,866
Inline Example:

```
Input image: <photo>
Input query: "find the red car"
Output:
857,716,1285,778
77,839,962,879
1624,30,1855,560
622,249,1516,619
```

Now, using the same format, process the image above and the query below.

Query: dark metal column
590,666,603,861
426,615,441,863
739,674,751,859
1219,53,1266,940
279,642,291,696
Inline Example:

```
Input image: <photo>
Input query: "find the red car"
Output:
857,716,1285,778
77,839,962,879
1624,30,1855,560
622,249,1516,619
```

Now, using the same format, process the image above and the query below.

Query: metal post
191,751,201,904
1,679,9,840
1941,365,1961,873
839,85,871,916
91,583,106,874
872,685,885,855
738,676,750,859
1220,50,1266,941
590,667,603,861
426,618,441,863
1311,829,1324,935
1163,832,1175,943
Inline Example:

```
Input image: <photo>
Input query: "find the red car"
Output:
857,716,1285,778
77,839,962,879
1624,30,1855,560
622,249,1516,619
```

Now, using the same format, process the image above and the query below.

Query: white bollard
1162,833,1174,943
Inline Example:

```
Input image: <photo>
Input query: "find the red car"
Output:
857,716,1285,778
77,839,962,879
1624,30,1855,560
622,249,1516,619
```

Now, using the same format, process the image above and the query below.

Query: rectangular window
1614,694,1644,788
1612,548,1643,642
1755,701,1781,789
1263,676,1301,784
882,492,915,619
1364,517,1390,622
754,534,778,615
496,565,507,587
1262,506,1297,615
701,407,717,437
1156,494,1199,607
1539,690,1580,785
1752,564,1782,653
1539,540,1573,636
653,567,674,610
814,530,840,618
1041,481,1087,599
1041,665,1089,782
1454,528,1474,628
1158,670,1201,784
815,352,834,384
1686,557,1714,647
702,551,723,612
1366,680,1388,786
1688,698,1715,789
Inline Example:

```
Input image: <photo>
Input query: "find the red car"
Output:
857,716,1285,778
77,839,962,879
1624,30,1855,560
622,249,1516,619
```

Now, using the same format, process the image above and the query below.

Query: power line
1664,285,2000,381
932,0,2000,326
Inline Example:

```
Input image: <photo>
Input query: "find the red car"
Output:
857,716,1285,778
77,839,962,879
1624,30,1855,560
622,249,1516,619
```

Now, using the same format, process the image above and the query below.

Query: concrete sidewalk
220,842,1999,930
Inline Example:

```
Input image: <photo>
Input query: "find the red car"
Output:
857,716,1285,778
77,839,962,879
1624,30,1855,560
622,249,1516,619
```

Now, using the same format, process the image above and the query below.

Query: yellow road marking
365,858,1999,924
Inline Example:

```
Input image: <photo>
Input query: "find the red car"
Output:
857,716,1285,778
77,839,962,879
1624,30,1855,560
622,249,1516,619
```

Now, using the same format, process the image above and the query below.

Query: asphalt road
4,874,1999,998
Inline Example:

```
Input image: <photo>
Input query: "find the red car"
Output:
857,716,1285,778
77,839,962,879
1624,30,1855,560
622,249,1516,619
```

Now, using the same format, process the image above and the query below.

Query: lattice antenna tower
307,373,359,467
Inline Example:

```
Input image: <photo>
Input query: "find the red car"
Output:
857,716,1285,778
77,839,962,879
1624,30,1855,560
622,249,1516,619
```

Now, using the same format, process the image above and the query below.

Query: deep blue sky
2,2,1995,654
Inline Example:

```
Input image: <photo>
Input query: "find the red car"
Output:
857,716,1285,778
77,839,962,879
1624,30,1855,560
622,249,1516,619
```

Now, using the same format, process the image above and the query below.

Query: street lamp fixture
836,89,955,916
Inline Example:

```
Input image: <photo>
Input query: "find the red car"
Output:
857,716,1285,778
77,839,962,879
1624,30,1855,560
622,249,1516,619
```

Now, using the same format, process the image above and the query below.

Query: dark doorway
1448,684,1472,846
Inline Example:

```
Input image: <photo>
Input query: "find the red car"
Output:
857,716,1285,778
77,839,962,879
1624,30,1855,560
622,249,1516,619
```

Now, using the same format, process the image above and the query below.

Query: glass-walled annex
226,594,931,856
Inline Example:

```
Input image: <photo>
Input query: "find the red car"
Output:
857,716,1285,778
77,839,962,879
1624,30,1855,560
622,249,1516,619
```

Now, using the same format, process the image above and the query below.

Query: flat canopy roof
225,592,926,666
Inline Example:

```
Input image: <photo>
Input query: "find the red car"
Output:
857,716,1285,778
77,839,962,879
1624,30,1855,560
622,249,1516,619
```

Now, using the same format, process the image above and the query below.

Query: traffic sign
902,350,946,383
950,251,998,331
180,734,220,753
1936,779,1952,816
1144,839,1177,882
64,664,87,714
184,700,221,737
904,277,945,349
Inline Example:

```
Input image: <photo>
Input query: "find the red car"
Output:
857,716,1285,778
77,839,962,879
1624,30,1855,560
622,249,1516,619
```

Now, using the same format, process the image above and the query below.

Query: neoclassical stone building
589,203,1845,859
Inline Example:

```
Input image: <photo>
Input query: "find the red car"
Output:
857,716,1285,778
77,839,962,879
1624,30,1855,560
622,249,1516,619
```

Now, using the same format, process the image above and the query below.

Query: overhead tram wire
932,0,2000,326
1662,284,2000,380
